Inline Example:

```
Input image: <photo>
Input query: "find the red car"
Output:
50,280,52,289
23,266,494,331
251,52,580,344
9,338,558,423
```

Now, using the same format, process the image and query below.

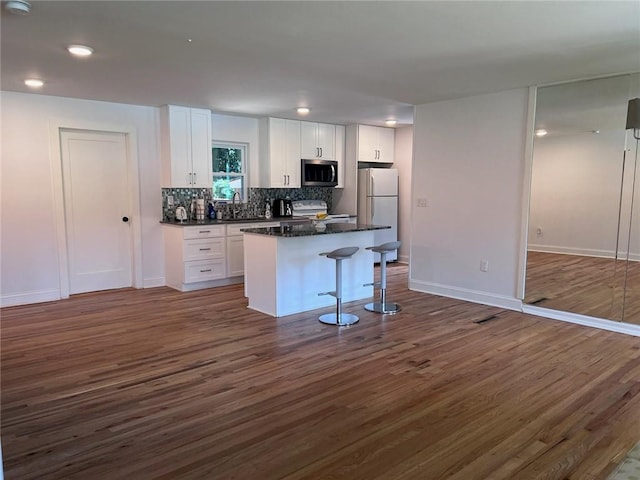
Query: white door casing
60,130,132,294
50,120,142,299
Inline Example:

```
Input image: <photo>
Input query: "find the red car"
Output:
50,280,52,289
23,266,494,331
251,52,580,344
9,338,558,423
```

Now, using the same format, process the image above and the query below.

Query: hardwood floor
2,264,640,479
525,251,640,324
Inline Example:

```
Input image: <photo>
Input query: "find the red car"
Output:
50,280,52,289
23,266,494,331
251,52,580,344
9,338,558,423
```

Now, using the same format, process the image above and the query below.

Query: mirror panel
525,74,639,325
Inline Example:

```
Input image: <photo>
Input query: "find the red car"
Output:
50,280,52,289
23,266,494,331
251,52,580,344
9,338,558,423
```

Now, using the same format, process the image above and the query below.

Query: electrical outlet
167,195,174,207
480,260,489,272
417,198,429,207
536,226,543,237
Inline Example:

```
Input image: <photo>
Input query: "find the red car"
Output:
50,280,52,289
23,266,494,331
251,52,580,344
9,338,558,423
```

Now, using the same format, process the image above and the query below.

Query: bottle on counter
264,199,272,219
207,202,216,220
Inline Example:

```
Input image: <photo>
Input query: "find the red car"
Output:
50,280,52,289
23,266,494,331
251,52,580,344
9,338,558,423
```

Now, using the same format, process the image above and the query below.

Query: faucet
232,191,241,219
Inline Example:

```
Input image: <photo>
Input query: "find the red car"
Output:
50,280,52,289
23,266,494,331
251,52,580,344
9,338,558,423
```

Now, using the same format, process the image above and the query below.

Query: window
212,143,247,201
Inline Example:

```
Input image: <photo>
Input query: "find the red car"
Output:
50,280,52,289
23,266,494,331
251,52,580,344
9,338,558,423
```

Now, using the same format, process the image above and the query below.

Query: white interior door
60,130,132,294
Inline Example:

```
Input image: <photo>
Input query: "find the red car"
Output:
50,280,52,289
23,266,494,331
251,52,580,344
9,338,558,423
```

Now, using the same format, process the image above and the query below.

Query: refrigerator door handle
370,176,374,197
370,197,374,220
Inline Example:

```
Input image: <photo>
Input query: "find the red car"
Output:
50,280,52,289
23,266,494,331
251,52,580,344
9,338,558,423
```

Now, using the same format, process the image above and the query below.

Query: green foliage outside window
213,146,245,201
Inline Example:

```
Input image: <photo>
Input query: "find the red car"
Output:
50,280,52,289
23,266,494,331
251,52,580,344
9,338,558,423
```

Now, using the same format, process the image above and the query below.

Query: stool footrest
318,291,337,297
363,282,377,287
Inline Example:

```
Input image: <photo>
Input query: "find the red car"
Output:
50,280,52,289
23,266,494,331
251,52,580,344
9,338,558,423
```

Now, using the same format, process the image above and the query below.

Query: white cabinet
300,122,336,160
160,105,212,187
335,125,345,188
164,225,226,291
226,222,280,278
356,124,395,163
259,117,301,187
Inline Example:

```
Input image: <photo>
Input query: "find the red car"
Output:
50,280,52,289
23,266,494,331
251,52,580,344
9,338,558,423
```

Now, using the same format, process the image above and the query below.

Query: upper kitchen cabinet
335,125,345,188
160,105,212,188
259,117,301,188
356,124,395,163
300,122,336,160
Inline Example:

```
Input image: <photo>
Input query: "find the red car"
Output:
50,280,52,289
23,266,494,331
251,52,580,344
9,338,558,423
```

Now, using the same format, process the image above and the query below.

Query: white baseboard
409,279,523,311
522,305,640,337
143,276,165,288
0,289,61,308
528,244,640,261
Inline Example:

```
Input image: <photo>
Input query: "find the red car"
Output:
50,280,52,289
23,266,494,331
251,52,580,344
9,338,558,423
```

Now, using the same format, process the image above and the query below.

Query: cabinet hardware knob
122,216,129,222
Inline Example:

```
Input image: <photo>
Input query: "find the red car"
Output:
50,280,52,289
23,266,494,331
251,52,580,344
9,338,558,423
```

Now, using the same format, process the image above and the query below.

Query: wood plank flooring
2,264,640,479
525,251,640,324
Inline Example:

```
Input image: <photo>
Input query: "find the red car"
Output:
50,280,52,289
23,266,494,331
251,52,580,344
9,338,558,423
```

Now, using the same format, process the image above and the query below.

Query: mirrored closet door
525,73,640,325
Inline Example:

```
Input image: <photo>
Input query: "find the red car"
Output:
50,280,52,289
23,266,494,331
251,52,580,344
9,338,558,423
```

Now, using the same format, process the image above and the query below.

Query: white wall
211,113,261,187
528,130,631,257
1,91,162,306
410,89,528,309
394,125,413,263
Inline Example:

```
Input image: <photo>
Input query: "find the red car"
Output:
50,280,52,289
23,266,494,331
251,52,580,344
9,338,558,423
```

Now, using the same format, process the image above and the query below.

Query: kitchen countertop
160,217,279,226
241,223,389,238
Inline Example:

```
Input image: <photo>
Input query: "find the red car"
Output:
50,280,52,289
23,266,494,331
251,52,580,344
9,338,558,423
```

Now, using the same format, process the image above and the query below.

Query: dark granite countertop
160,217,279,227
241,223,390,237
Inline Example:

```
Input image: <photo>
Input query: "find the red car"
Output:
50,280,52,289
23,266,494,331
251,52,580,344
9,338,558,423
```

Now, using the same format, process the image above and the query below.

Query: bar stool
318,246,360,326
364,241,401,314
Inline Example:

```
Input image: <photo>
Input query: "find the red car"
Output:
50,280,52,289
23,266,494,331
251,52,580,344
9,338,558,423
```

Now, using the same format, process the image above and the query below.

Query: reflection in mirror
525,74,640,325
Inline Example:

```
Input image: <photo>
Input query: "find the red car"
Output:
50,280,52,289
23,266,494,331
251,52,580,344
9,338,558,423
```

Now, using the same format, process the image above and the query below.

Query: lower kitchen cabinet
164,224,229,292
164,222,281,292
226,222,280,279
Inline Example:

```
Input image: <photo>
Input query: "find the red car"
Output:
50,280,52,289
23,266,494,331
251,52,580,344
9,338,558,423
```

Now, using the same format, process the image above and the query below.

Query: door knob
122,216,129,222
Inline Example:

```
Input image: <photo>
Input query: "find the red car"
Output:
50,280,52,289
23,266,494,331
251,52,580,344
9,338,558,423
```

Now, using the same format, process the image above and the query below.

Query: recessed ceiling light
4,0,31,15
296,107,311,115
592,130,600,134
535,129,548,137
24,78,44,88
67,44,94,57
385,119,397,126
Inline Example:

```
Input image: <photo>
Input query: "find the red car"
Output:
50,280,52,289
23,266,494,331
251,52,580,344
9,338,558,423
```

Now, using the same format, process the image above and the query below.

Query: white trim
517,86,537,300
0,289,61,308
397,254,409,264
409,279,523,311
143,277,166,288
48,118,143,296
522,305,640,337
528,245,640,261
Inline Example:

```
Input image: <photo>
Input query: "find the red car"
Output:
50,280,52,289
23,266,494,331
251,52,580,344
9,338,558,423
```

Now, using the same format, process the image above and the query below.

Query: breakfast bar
242,223,390,317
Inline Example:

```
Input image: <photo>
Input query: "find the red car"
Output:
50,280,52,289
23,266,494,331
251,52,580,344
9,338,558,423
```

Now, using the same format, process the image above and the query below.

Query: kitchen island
242,223,390,317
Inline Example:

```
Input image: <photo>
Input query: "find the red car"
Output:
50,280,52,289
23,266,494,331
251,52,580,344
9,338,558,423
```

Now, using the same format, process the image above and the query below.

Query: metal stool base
364,302,401,314
319,313,360,326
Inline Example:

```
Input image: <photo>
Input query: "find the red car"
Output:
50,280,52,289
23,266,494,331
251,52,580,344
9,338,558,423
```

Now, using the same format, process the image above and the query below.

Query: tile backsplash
161,187,333,221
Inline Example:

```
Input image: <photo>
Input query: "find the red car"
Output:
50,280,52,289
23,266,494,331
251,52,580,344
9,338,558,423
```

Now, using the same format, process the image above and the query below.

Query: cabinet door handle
199,230,211,234
200,269,212,273
199,248,211,251
319,147,323,158
188,173,191,184
193,172,197,183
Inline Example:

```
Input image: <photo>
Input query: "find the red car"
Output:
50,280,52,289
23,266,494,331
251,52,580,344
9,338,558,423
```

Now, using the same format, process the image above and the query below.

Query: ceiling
1,1,639,127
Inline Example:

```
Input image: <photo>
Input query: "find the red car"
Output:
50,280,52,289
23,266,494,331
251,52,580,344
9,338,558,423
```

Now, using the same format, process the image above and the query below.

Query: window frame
211,142,248,202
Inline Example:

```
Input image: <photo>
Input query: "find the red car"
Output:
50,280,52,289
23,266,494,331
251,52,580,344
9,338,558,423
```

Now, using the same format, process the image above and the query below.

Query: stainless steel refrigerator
357,168,398,262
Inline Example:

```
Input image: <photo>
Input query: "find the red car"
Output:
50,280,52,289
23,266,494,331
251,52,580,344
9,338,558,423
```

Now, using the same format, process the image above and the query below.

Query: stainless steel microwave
301,159,338,187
